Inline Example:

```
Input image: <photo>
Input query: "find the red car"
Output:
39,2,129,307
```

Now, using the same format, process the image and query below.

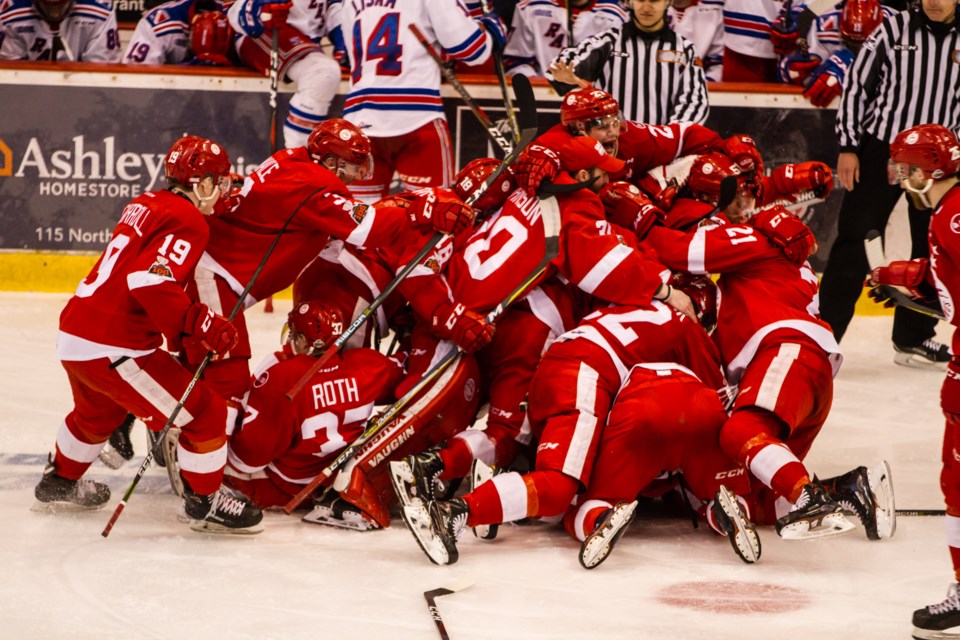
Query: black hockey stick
864,230,944,320
268,23,281,155
479,0,520,145
101,185,326,537
424,581,474,640
896,509,947,517
409,23,514,154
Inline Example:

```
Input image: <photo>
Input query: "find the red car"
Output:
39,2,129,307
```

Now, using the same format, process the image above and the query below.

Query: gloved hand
408,188,476,235
770,14,800,55
770,161,834,199
803,50,853,108
514,145,561,195
432,302,495,353
182,302,239,356
478,13,507,52
236,0,291,38
777,51,822,86
598,181,664,241
750,206,817,264
867,258,931,299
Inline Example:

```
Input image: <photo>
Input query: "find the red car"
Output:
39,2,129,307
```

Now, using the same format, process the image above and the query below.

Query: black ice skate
775,482,856,541
895,339,951,369
913,583,960,639
707,485,761,564
302,493,379,531
820,460,896,540
579,500,638,570
98,414,136,470
389,450,445,507
182,485,263,534
34,454,110,511
398,497,468,565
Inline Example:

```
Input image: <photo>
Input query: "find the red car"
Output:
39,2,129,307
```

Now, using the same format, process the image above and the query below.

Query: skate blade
779,512,857,541
302,506,379,531
399,500,451,565
388,460,416,508
469,459,499,541
894,352,948,370
31,500,105,513
717,486,761,564
188,519,264,535
869,460,897,539
578,501,638,570
163,428,184,497
911,626,960,640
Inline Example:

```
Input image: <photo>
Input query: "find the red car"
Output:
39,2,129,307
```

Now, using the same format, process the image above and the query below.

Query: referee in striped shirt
819,0,960,366
547,0,709,125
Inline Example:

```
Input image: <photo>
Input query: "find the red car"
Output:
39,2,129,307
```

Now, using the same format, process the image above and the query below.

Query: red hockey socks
721,408,810,503
463,470,579,526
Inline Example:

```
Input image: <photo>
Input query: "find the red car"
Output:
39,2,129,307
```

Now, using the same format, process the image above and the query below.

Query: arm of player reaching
645,222,783,275
423,0,504,66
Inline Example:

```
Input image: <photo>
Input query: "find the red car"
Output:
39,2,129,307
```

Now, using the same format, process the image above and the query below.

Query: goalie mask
888,124,960,207
34,0,73,23
307,119,373,184
286,301,345,356
164,135,232,209
453,158,516,216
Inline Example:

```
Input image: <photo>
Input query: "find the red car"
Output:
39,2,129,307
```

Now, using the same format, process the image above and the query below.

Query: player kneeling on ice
35,135,263,534
224,301,406,530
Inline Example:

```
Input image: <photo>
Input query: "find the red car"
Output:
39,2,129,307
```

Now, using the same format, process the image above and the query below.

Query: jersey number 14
351,12,403,83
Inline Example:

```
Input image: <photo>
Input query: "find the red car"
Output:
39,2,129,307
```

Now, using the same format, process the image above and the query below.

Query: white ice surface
0,292,954,640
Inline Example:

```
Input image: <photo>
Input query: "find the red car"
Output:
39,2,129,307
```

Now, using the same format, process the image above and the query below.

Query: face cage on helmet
191,173,231,208
325,153,373,183
282,323,328,357
887,160,934,192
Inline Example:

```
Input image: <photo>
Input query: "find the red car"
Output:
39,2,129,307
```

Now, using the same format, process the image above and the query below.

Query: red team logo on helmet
890,124,960,182
164,135,232,186
453,158,516,213
307,119,372,165
560,88,620,127
287,301,345,356
688,152,742,205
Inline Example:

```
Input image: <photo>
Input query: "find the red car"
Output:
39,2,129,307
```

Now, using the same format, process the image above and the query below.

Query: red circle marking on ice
656,581,809,614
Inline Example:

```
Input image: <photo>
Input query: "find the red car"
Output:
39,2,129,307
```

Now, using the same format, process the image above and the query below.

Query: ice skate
469,459,501,540
182,485,264,535
707,485,761,564
913,583,960,639
579,500,638,570
398,497,463,565
894,339,950,369
820,460,896,540
775,482,856,540
302,492,379,531
33,454,110,511
389,451,445,508
98,414,136,470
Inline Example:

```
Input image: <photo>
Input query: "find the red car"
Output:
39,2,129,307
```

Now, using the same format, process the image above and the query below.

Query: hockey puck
656,580,809,614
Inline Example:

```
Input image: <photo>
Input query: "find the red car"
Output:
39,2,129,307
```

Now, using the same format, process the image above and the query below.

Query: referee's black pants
819,134,937,345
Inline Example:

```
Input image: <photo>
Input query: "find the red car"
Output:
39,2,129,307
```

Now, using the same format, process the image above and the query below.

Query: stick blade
510,74,537,133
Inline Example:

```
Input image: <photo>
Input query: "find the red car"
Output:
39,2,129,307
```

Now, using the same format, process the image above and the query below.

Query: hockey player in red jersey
224,301,405,529
868,125,960,637
183,118,475,411
645,193,895,542
35,135,264,534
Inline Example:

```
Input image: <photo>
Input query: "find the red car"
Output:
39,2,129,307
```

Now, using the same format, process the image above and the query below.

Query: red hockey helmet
453,158,516,213
670,272,718,334
560,88,621,128
164,135,232,188
307,119,373,176
33,0,73,23
286,301,345,356
191,12,232,66
688,152,743,206
889,124,960,194
840,0,883,49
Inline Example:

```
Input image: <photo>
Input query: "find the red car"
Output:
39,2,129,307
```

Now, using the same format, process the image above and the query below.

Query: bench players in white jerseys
338,0,506,202
228,0,345,147
0,0,120,61
124,0,235,66
34,135,264,534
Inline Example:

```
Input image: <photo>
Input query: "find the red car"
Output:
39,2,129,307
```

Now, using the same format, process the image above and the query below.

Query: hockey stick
101,185,326,537
283,74,540,402
896,509,947,517
479,0,520,145
424,580,474,640
282,185,559,514
409,23,514,155
864,230,945,320
263,24,282,315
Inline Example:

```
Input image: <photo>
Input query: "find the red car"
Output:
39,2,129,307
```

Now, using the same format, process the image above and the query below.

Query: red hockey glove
770,161,833,199
803,72,842,108
409,188,476,235
261,2,291,30
867,259,930,299
721,134,764,176
778,52,822,85
182,302,239,355
514,145,561,195
432,302,495,353
598,181,664,241
750,206,817,264
770,15,800,55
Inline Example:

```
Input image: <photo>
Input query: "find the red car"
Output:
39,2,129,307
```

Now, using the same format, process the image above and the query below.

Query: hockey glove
750,206,817,264
777,51,822,86
803,50,853,108
478,13,507,52
598,181,664,241
182,302,239,356
409,188,476,235
329,25,351,74
867,259,931,299
432,302,495,353
770,15,800,55
770,161,834,199
235,0,290,38
514,145,561,195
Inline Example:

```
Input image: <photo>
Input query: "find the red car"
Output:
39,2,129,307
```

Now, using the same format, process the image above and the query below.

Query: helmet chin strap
193,183,221,210
902,177,933,209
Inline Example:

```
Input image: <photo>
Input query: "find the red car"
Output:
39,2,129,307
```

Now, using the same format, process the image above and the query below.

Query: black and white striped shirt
551,21,710,125
837,9,960,150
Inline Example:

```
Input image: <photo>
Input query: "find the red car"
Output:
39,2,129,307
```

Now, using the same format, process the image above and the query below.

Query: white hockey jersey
503,0,626,78
336,0,495,137
802,1,895,62
669,0,724,82
723,0,783,59
228,0,338,42
0,0,120,62
124,0,198,64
